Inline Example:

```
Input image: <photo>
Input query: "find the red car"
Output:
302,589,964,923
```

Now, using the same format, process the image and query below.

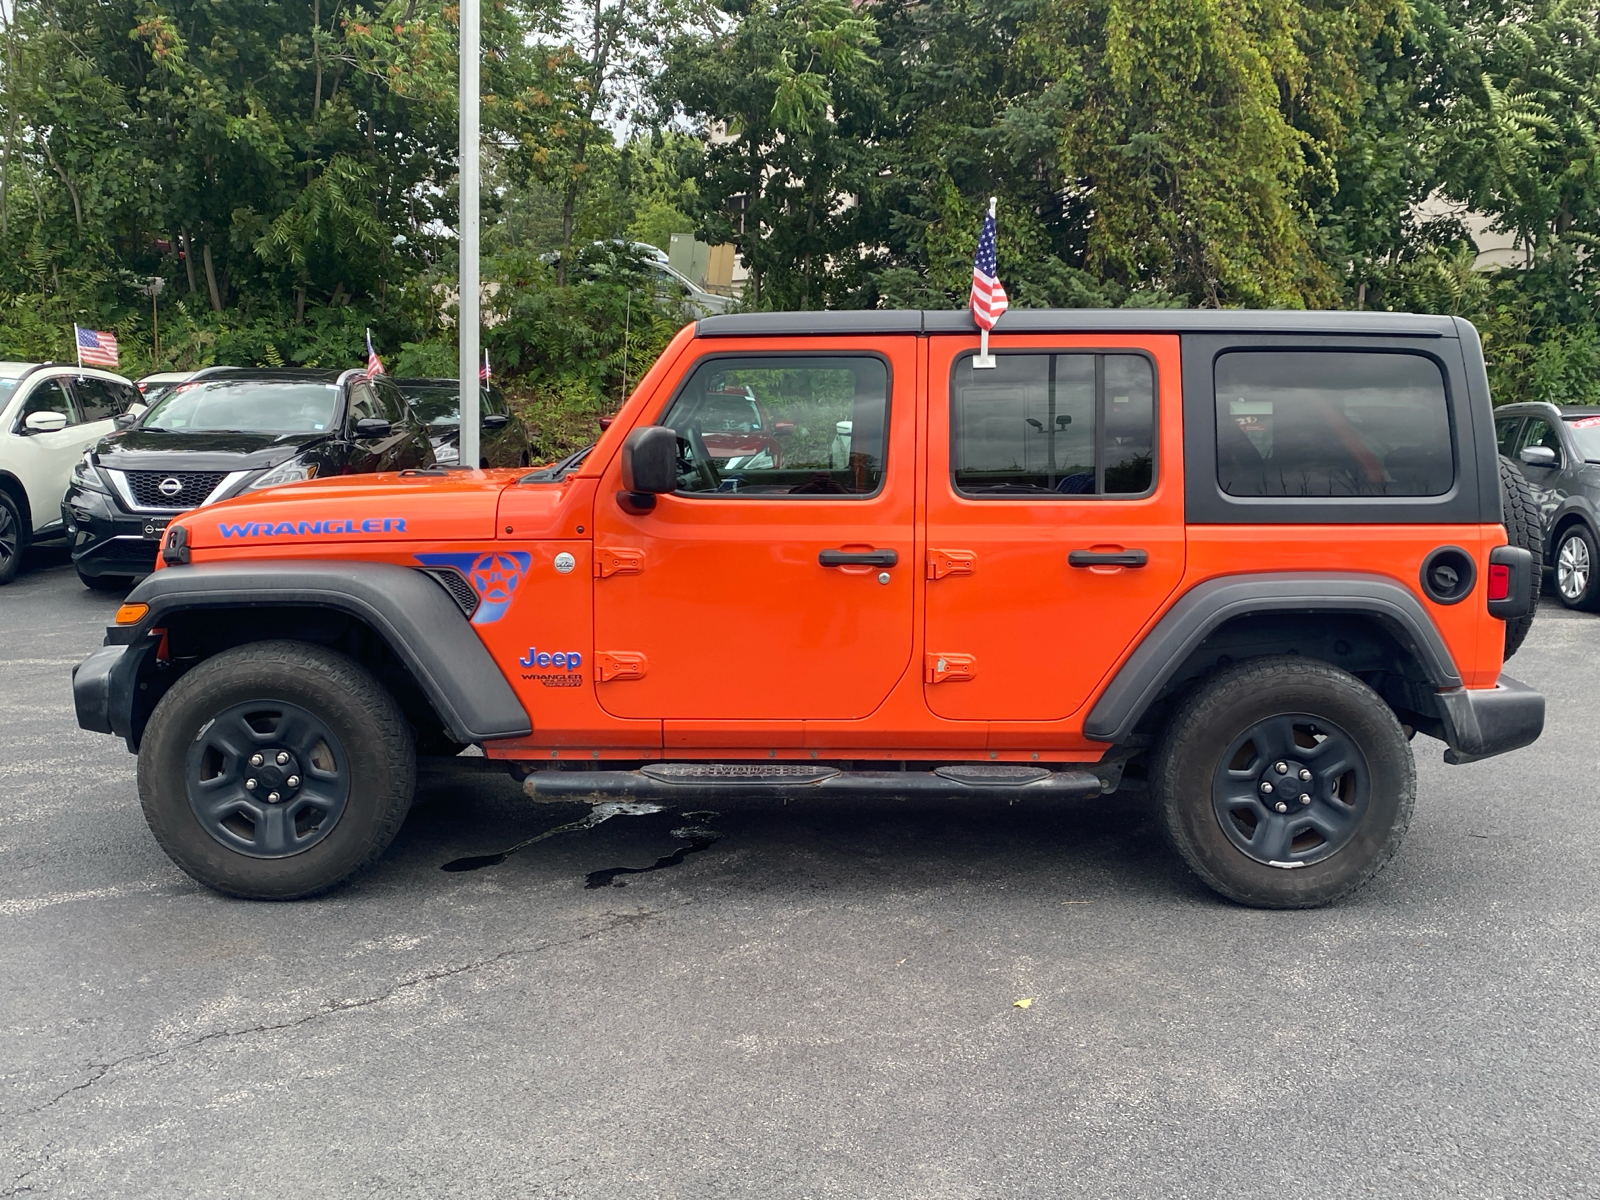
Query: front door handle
819,549,898,567
1068,549,1149,568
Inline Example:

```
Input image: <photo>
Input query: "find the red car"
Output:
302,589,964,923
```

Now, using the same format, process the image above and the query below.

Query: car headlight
247,459,320,490
71,452,109,494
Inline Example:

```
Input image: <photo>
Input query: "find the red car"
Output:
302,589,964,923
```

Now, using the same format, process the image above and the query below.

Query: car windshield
138,382,182,406
0,380,16,401
140,380,340,433
397,384,498,428
1564,414,1600,461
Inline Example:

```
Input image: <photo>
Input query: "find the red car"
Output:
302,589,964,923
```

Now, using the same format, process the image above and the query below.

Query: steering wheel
683,427,720,491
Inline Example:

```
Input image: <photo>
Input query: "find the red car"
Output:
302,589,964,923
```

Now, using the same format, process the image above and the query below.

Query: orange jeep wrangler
73,311,1545,908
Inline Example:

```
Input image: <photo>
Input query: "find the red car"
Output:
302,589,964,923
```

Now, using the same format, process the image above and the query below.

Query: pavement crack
11,907,659,1122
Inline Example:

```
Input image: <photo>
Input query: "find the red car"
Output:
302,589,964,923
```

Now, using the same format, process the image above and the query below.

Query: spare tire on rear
1499,454,1542,659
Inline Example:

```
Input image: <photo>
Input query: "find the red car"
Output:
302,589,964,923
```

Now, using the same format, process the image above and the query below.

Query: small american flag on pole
970,197,1008,331
365,328,385,378
479,349,491,382
75,325,119,368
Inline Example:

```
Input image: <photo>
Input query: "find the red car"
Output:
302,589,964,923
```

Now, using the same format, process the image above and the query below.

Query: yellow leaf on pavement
1013,997,1033,1009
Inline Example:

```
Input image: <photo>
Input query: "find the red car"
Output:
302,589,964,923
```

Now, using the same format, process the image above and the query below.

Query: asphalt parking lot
3,545,1598,1198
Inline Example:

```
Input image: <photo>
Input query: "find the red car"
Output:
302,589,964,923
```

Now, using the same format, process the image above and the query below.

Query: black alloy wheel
185,699,350,858
1554,524,1600,612
0,491,22,585
138,640,415,899
1154,655,1415,909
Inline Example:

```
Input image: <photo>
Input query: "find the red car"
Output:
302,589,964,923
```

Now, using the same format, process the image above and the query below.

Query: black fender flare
99,560,531,744
1546,497,1599,555
1084,572,1462,743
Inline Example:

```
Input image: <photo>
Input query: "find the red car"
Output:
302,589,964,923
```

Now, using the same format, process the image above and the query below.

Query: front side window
951,353,1155,497
659,356,889,496
1216,351,1453,497
15,378,77,430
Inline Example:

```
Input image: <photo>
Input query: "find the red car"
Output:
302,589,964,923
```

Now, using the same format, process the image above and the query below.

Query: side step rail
522,762,1108,802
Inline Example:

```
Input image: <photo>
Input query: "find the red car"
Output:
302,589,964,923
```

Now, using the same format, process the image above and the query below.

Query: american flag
479,349,491,382
75,325,119,368
365,328,385,377
969,202,1008,331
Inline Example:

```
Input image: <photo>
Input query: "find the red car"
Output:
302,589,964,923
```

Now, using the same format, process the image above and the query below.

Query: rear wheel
0,491,22,586
1553,524,1600,612
1499,454,1542,655
137,640,415,899
1153,656,1415,909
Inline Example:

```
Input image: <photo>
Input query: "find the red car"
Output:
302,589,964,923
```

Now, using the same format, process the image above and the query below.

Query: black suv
1495,402,1600,610
393,377,535,468
64,368,433,588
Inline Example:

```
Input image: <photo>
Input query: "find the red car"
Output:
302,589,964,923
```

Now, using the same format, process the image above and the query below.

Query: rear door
591,339,916,723
11,375,87,533
922,335,1187,722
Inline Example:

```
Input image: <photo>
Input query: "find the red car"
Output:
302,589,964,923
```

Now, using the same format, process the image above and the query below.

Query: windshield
141,380,340,433
1566,414,1600,462
397,384,500,428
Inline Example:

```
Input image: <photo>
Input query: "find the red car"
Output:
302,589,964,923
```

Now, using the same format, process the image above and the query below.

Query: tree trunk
1,11,17,240
181,231,198,294
312,0,323,113
202,242,224,312
41,137,84,230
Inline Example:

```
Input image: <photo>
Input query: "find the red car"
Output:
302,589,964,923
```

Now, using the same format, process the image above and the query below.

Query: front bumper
1435,673,1545,764
63,487,168,578
73,638,159,748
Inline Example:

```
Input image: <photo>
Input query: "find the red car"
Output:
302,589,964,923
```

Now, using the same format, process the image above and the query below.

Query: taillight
1488,562,1511,601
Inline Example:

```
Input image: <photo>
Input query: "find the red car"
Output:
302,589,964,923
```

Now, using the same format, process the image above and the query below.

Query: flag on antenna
75,325,120,368
969,199,1008,331
365,329,385,377
479,349,491,382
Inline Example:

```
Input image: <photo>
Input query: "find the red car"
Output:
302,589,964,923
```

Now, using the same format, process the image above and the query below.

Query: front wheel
1153,656,1416,909
137,640,415,899
1554,524,1600,612
0,491,22,585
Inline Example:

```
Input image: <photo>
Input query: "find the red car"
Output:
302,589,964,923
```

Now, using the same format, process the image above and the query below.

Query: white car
0,362,143,585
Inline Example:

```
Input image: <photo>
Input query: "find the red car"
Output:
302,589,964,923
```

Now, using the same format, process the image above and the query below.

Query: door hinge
595,547,646,578
927,549,976,580
925,652,977,683
595,651,648,682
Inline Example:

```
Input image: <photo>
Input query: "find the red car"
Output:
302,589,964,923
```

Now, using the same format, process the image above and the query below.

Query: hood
94,428,330,472
179,469,515,550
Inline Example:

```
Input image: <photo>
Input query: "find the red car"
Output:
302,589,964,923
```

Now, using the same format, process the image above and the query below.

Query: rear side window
1495,415,1524,458
660,356,889,496
1216,351,1452,497
951,353,1155,497
73,376,127,422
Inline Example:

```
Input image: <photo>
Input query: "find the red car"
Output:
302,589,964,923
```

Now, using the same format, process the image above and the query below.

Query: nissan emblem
158,476,183,498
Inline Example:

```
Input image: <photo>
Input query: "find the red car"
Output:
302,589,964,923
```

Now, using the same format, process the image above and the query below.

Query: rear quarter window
1215,351,1453,497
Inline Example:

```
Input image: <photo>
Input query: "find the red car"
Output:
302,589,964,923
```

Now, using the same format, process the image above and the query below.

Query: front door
922,335,1187,722
592,340,917,722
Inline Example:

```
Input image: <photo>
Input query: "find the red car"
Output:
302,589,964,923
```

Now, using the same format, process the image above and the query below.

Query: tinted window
372,376,405,422
397,383,502,427
73,376,126,422
16,378,77,429
660,356,888,496
346,380,380,423
142,380,339,433
1216,352,1452,497
951,353,1154,496
1564,413,1600,462
1495,416,1524,458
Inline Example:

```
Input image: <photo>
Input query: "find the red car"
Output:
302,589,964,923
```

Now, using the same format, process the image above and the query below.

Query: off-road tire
0,490,23,586
1552,522,1600,612
1153,656,1416,909
1498,454,1542,655
137,640,415,899
76,564,134,592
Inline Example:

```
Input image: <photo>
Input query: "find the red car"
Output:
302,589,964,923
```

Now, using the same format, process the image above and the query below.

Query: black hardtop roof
696,309,1462,338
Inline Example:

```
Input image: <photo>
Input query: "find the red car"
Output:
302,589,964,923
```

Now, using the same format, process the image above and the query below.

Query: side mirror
774,421,795,436
24,411,68,433
619,425,678,512
128,402,147,418
114,411,138,429
482,413,509,431
353,416,392,439
1520,445,1558,467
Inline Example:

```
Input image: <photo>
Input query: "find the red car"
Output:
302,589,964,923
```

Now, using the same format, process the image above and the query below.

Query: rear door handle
1068,549,1148,568
819,549,899,567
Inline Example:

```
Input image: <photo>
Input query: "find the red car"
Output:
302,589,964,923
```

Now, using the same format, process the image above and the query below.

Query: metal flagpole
73,323,82,370
458,0,481,470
